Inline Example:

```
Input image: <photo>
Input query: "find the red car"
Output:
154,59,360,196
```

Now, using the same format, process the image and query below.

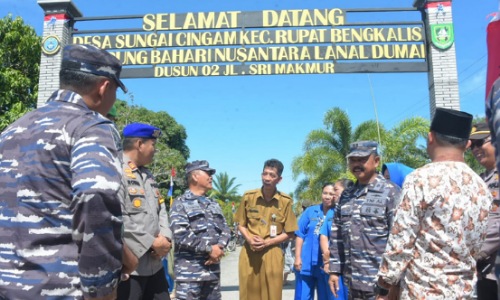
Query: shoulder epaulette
278,191,292,201
244,189,259,195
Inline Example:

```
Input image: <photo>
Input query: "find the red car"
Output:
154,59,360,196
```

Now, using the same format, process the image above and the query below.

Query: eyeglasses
470,138,491,149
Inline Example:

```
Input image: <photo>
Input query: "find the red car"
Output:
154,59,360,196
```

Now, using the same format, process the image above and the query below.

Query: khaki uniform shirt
121,154,172,276
234,188,298,300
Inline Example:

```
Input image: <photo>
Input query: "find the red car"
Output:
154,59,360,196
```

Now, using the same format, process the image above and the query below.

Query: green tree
292,107,429,202
380,116,430,167
210,172,242,227
210,172,241,203
292,107,379,202
0,15,40,131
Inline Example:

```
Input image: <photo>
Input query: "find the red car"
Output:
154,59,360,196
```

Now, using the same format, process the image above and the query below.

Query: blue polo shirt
296,204,334,275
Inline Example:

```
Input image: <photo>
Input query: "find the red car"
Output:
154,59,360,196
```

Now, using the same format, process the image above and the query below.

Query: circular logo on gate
41,35,61,55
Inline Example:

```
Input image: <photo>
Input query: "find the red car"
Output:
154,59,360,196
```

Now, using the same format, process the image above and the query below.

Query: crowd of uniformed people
2,42,500,300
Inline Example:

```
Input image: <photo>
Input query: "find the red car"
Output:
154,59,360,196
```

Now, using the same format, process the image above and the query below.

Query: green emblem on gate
430,23,454,50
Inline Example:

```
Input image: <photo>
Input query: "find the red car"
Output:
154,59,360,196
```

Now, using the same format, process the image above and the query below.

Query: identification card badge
270,225,277,237
270,213,277,237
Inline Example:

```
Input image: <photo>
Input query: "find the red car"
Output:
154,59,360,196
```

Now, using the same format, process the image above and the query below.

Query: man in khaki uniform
235,159,298,300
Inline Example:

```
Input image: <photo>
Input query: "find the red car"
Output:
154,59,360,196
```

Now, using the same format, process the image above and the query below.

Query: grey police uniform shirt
329,174,401,292
121,154,172,276
170,190,231,282
0,90,124,299
477,168,500,281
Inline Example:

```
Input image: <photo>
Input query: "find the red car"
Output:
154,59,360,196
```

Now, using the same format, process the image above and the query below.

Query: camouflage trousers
345,277,376,300
175,280,221,300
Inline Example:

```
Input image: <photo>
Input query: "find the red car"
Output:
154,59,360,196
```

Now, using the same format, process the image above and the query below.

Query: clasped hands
150,234,172,259
248,235,269,252
205,245,224,266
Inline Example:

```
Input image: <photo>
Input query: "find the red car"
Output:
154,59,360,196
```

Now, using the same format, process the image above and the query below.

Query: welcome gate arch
36,0,459,117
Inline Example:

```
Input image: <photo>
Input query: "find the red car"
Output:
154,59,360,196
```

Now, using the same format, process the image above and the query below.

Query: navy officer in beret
118,123,173,300
0,44,134,300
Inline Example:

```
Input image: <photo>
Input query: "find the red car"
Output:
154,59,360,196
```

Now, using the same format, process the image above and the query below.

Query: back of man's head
264,159,284,176
430,107,472,149
59,44,127,95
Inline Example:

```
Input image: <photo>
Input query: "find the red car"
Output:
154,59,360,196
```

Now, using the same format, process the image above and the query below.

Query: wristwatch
205,245,212,254
373,282,389,296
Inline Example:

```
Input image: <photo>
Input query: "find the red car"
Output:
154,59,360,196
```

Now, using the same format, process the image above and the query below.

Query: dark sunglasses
470,138,491,149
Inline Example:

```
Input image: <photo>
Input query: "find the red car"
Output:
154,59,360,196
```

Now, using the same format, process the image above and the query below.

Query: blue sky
1,0,497,196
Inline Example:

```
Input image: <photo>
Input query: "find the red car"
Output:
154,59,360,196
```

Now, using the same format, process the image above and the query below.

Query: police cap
469,122,490,140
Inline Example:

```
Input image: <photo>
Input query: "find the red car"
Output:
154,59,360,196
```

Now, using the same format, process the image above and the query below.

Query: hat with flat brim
62,44,128,93
469,122,491,140
346,141,379,158
185,160,216,175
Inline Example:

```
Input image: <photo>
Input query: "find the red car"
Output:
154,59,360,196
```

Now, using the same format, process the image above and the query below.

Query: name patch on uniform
133,198,142,208
360,204,385,217
365,191,388,205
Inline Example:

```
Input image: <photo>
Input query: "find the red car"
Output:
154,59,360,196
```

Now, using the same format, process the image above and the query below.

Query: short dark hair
60,69,108,95
263,159,284,176
122,137,143,151
322,182,335,190
434,132,468,148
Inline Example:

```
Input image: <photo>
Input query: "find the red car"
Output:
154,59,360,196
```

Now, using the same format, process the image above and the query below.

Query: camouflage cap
123,123,161,139
346,141,378,158
61,44,127,93
185,160,216,175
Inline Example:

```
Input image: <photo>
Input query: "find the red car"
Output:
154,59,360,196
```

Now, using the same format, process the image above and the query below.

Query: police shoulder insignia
128,161,137,170
124,168,136,178
159,197,165,204
133,198,142,208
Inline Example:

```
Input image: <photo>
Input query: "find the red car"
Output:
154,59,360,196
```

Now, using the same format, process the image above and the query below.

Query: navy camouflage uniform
0,90,124,299
170,190,231,299
329,174,401,299
487,77,500,300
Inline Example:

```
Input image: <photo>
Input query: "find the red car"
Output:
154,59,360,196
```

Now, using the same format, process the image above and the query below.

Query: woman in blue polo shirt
294,182,346,300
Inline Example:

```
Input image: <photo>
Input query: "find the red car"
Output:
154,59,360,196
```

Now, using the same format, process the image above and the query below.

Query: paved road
220,245,296,300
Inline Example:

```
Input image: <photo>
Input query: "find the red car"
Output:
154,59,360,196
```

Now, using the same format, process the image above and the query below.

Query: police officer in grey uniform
170,160,231,300
469,122,500,300
327,141,401,300
118,123,173,300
